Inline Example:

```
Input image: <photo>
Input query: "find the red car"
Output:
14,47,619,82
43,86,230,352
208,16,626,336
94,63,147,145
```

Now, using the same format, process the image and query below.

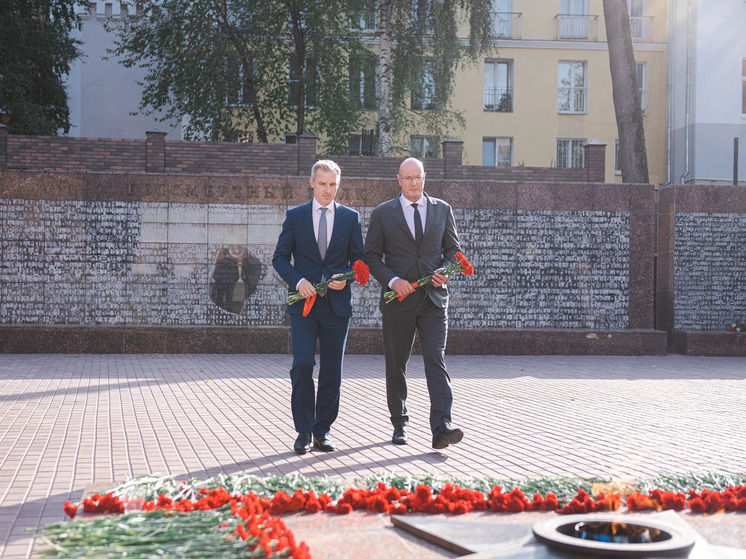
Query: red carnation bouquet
384,251,474,303
286,259,370,316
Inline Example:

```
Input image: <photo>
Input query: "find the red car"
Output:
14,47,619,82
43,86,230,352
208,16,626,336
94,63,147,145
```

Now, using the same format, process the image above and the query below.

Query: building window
557,61,587,113
482,137,513,166
556,138,586,168
558,0,591,39
484,60,513,112
742,58,746,114
614,139,621,174
288,55,319,108
637,62,647,115
410,136,440,158
492,0,513,37
628,0,646,40
411,60,437,110
225,58,255,107
350,56,377,110
351,0,376,31
348,129,378,156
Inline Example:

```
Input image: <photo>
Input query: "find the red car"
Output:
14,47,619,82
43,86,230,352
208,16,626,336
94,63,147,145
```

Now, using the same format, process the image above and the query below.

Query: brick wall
0,126,605,182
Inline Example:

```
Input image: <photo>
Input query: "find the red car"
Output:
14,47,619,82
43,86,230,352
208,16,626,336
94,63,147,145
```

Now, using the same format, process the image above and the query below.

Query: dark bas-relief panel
210,245,267,314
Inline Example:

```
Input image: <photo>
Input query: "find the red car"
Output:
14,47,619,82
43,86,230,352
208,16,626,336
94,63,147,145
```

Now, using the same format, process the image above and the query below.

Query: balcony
554,14,599,40
557,86,587,113
492,12,522,39
484,87,513,112
630,16,655,41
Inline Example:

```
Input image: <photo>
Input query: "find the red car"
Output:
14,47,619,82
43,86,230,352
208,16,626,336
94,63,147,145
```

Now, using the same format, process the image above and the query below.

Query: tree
602,0,649,183
107,0,368,153
375,0,496,156
0,0,85,135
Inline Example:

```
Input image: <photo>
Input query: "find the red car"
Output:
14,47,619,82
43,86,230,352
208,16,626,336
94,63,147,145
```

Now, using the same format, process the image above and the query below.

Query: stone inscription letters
0,198,632,329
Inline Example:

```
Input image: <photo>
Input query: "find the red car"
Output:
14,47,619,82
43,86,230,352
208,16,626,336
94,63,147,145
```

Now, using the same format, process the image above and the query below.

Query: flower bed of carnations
35,471,746,558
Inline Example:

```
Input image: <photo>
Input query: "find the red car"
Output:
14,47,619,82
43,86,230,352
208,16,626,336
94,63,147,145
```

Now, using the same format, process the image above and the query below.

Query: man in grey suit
364,157,464,450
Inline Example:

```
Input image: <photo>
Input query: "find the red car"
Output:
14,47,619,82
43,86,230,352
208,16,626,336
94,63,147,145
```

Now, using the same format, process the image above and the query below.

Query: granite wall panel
1,171,657,347
673,212,746,330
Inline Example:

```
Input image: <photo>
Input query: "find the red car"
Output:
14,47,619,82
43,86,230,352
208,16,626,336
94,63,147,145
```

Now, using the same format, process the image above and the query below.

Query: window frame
225,58,256,108
484,59,513,112
409,135,440,158
350,0,377,32
411,60,438,111
349,55,378,110
557,60,587,114
556,138,587,169
628,0,646,40
492,0,513,38
288,55,319,109
482,137,513,167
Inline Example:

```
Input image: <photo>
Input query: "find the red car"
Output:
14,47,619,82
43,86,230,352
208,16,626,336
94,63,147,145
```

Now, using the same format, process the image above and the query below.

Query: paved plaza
1,353,745,557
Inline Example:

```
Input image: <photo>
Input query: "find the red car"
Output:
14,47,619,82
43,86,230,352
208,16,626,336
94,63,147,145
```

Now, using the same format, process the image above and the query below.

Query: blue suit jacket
272,201,365,318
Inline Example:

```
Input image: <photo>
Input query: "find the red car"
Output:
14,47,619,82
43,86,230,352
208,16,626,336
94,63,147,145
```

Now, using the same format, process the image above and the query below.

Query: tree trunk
602,0,649,183
287,0,306,136
377,0,393,157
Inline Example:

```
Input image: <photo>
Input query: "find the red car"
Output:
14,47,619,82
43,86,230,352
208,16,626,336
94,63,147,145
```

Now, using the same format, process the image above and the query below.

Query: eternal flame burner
532,514,696,557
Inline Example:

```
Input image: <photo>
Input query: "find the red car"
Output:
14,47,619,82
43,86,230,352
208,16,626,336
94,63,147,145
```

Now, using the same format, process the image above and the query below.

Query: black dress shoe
313,434,336,452
432,426,463,450
293,432,312,454
392,425,408,445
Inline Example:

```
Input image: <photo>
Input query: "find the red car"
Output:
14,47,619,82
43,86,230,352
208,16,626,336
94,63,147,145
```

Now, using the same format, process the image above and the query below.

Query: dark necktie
411,202,423,245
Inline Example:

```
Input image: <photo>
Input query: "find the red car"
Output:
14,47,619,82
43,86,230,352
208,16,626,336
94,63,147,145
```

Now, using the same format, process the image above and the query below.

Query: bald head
398,157,424,175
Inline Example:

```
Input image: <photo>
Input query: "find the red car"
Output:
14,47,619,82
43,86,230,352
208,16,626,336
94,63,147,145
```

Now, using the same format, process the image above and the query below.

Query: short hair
311,159,341,180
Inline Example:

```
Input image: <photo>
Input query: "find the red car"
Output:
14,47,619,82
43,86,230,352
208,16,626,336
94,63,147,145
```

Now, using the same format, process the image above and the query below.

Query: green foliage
107,0,367,150
642,471,746,493
34,509,250,557
383,0,497,155
110,472,346,501
0,0,86,135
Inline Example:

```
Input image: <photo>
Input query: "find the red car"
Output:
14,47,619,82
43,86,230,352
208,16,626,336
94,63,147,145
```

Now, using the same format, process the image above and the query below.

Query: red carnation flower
352,259,370,286
63,501,78,519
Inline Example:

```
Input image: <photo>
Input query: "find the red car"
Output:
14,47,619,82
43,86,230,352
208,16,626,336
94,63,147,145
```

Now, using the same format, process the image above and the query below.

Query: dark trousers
289,295,350,437
382,290,453,434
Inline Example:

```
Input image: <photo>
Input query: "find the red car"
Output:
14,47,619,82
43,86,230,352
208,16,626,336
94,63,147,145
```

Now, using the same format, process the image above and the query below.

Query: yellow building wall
449,0,669,184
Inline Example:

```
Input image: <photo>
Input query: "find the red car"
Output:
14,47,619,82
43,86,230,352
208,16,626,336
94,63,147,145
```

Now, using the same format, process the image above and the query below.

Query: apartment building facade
667,0,746,185
63,0,719,186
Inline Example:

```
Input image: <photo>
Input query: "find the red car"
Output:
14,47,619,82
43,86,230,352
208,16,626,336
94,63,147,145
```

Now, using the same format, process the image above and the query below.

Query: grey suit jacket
364,193,461,312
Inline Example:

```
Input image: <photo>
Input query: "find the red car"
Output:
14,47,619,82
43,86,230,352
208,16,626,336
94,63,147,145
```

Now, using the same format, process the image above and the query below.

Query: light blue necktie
318,207,328,259
318,207,328,295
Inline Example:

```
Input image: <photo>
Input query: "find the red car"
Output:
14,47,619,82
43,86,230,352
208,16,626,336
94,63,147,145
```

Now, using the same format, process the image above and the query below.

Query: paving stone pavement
0,353,745,558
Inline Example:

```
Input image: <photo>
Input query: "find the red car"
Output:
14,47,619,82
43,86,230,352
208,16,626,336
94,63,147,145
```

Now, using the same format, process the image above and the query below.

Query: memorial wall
657,184,746,355
0,170,667,354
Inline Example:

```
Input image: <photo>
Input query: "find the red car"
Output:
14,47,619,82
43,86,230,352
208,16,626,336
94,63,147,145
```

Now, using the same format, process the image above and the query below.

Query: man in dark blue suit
272,160,365,454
